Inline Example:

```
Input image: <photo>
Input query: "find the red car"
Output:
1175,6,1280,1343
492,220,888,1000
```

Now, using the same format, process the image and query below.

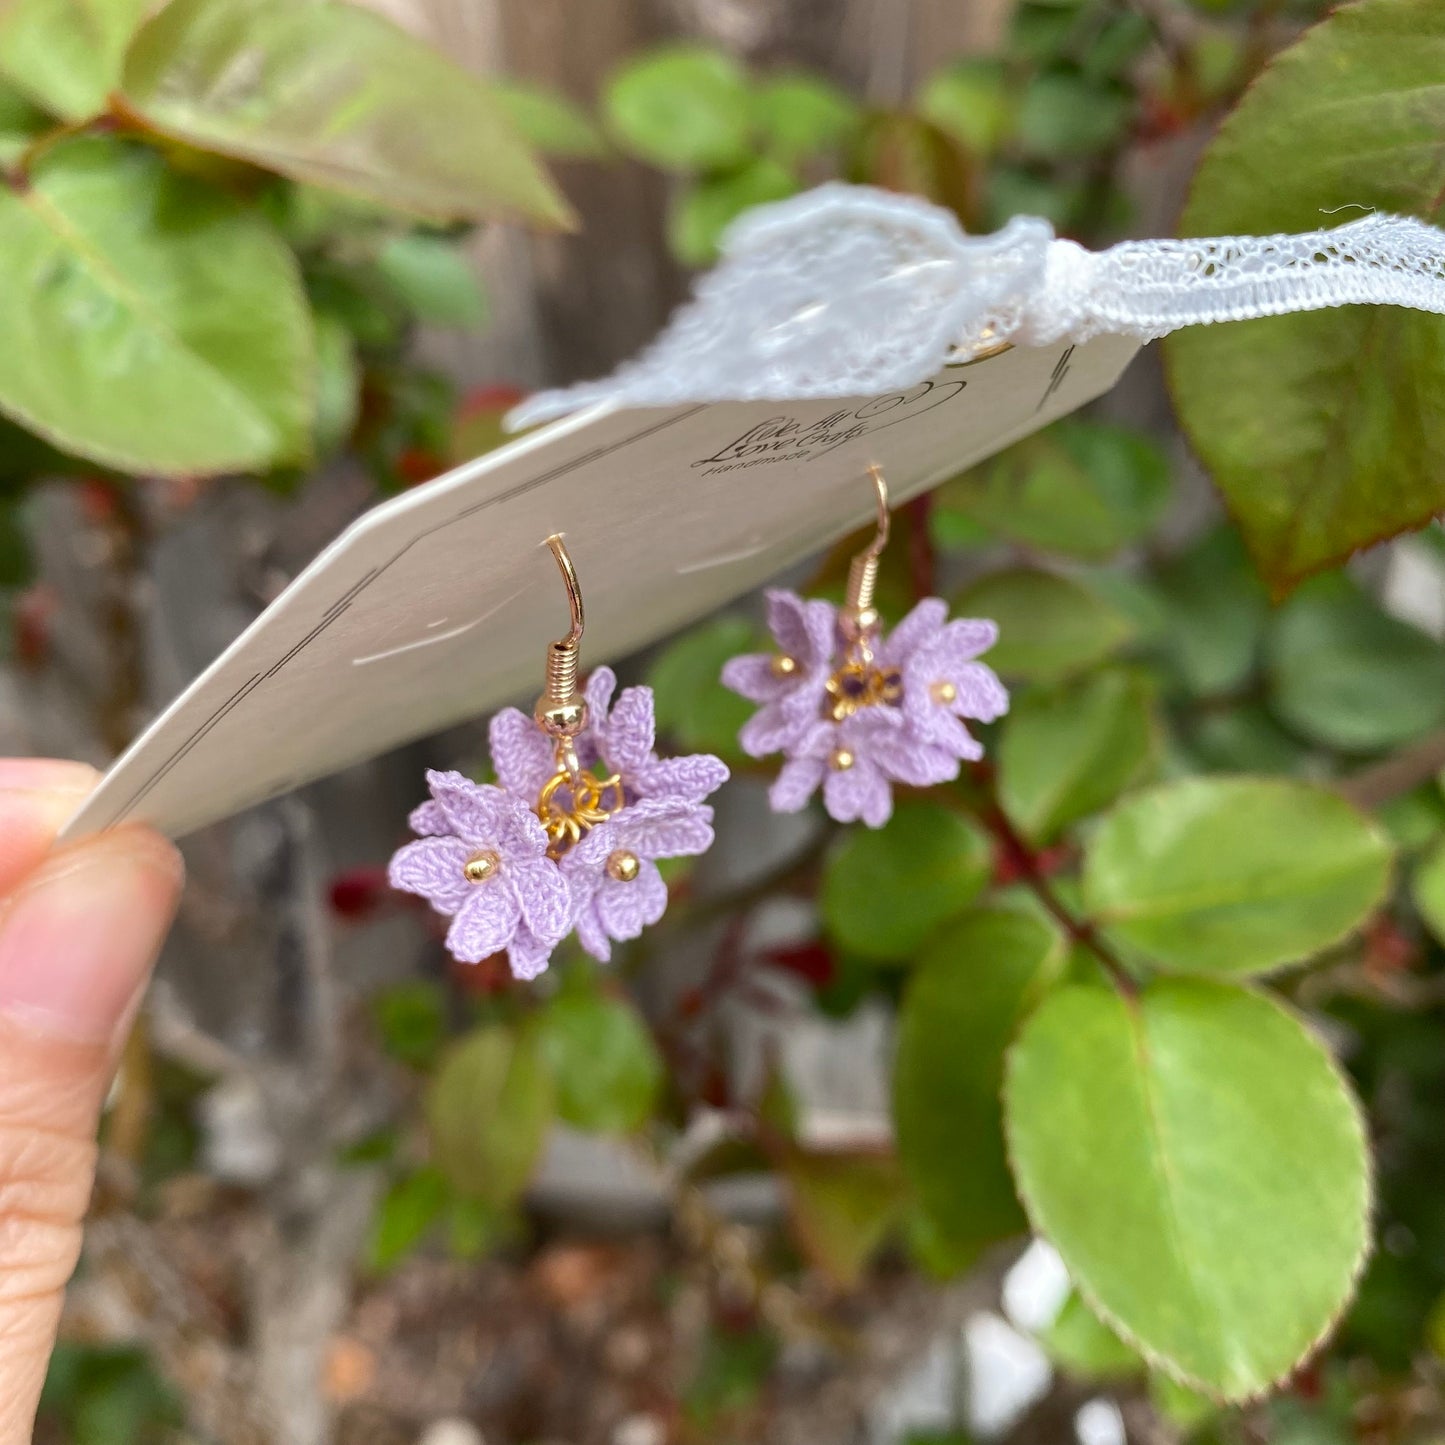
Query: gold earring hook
535,534,588,742
843,465,890,637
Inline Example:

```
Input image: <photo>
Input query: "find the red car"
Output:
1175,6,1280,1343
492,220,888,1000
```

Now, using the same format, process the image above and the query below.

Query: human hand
0,760,182,1445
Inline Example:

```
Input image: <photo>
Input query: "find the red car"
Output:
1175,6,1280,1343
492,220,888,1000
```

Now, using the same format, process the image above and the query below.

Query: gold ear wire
842,465,890,638
535,534,588,742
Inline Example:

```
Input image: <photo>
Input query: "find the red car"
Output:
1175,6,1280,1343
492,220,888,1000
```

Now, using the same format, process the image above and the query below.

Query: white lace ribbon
507,184,1445,430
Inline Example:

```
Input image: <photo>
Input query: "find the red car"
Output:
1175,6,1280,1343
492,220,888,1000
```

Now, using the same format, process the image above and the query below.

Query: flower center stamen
606,849,641,882
823,660,904,721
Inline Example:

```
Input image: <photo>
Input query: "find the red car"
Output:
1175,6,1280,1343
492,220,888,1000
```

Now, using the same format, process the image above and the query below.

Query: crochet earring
390,536,729,978
722,467,1008,828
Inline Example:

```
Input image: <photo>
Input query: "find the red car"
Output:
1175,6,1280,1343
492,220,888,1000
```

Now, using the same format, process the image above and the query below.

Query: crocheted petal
445,877,522,963
880,597,948,665
408,800,449,837
573,901,613,963
388,837,471,914
630,805,715,859
937,617,1001,665
948,661,1010,722
740,703,804,758
427,770,505,845
595,862,669,941
824,758,894,828
635,753,730,805
512,857,574,946
508,925,554,981
800,597,841,669
564,817,619,873
770,754,826,813
721,653,787,703
855,716,961,785
605,685,657,772
489,708,556,800
585,666,617,720
496,797,552,860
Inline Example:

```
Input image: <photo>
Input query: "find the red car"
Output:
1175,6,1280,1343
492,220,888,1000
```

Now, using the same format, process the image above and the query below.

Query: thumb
0,765,182,1445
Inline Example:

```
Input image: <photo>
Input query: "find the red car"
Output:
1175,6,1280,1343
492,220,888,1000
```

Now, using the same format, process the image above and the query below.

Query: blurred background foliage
3,0,1445,1442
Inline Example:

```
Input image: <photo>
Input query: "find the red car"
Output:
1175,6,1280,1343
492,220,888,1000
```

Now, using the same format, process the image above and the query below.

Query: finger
0,759,99,899
0,825,182,1445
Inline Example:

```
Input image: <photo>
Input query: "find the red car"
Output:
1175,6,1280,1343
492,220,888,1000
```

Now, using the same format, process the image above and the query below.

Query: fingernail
0,834,183,1043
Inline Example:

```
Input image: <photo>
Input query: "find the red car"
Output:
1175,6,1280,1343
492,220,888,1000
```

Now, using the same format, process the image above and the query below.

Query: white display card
62,334,1140,841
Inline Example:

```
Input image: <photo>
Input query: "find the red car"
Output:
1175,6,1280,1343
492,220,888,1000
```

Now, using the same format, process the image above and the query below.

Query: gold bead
606,848,641,882
535,697,588,737
463,849,500,883
828,747,855,772
771,654,798,678
930,680,958,705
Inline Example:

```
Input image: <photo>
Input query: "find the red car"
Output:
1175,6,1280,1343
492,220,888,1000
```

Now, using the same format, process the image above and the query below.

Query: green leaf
783,1150,905,1286
537,988,663,1134
1004,978,1371,1398
1040,1291,1143,1380
1083,777,1394,977
604,44,754,172
917,57,1011,155
122,0,571,227
0,136,312,476
1153,526,1268,697
648,614,760,758
1015,70,1132,159
427,1022,554,1205
491,78,606,158
0,0,148,120
753,72,859,163
821,801,991,962
1266,574,1445,754
668,157,797,268
1166,0,1445,592
894,908,1066,1272
1412,837,1445,946
953,569,1135,682
367,1167,449,1273
999,669,1160,843
375,232,487,329
0,496,34,589
0,79,50,165
370,980,447,1071
936,420,1172,562
312,310,360,457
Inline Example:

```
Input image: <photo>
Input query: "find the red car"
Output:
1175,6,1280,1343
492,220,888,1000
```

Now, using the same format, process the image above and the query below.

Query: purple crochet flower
770,708,959,827
488,669,728,810
389,770,572,979
562,797,715,962
881,598,1010,755
725,591,1008,828
721,589,838,756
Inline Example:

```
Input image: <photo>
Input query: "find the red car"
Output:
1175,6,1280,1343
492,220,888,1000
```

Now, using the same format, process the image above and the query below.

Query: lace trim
508,185,1445,428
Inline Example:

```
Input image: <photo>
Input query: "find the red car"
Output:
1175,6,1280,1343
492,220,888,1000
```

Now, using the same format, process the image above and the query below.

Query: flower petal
740,703,802,758
512,856,574,945
595,861,668,942
636,752,730,804
408,800,448,836
508,925,555,980
489,708,556,800
824,758,894,827
445,877,522,963
388,836,471,914
427,770,506,845
604,685,657,772
770,755,825,813
622,800,716,859
767,589,838,669
721,653,788,703
586,665,617,720
881,597,947,665
937,617,1000,665
574,900,613,962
